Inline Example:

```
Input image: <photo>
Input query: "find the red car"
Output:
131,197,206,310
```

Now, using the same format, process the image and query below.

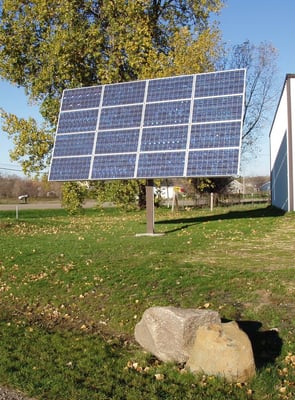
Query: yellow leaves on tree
0,109,53,176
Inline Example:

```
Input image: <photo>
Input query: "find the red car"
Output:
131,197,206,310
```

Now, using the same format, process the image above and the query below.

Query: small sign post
210,192,214,211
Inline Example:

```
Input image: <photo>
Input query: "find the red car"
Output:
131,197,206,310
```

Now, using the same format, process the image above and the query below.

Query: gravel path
0,387,35,400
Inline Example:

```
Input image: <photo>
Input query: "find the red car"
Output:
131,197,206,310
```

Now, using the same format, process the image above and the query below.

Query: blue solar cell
49,157,91,180
144,100,191,126
147,76,194,102
195,70,245,98
99,105,142,129
49,69,245,181
61,87,102,111
95,129,139,153
141,126,188,151
187,149,239,176
57,110,98,133
91,154,136,179
190,122,241,149
103,81,146,106
137,152,185,178
193,96,243,123
53,133,95,156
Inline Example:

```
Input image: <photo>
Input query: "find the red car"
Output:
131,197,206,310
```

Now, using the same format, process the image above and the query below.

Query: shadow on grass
223,319,283,369
157,206,285,234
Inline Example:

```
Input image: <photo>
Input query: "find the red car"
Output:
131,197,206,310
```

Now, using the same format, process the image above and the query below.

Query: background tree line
0,173,268,201
0,173,61,200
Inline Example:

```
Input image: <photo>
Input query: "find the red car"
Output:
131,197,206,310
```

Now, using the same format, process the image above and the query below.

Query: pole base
135,232,165,237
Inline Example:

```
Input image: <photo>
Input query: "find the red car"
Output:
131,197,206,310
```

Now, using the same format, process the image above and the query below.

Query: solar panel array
49,69,245,181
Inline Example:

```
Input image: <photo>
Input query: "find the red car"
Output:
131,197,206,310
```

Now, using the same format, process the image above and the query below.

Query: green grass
0,204,294,399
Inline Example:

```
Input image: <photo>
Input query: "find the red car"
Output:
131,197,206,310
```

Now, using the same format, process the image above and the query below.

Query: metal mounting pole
146,179,154,234
136,179,164,237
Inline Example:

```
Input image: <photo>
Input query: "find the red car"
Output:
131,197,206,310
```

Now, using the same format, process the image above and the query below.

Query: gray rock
134,306,221,362
186,321,256,382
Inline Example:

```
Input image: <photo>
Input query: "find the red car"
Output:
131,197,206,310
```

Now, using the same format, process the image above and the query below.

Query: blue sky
1,0,294,176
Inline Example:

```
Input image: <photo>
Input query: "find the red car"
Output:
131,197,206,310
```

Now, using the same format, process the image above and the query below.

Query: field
0,204,294,399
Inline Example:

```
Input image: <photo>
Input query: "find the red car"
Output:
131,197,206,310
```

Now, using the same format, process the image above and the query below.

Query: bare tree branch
225,40,278,149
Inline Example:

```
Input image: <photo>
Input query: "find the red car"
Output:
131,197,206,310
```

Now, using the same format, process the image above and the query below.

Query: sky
1,0,295,177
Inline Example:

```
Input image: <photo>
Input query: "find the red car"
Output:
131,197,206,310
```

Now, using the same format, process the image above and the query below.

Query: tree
0,110,53,176
0,0,224,176
221,40,278,153
94,180,141,210
191,177,233,194
62,181,87,214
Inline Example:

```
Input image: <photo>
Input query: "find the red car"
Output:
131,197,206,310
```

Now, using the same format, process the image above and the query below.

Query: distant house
269,74,295,211
225,179,243,194
224,179,260,195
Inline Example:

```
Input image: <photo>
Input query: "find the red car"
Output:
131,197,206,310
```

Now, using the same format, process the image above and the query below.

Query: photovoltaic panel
103,81,146,106
58,110,98,133
92,154,137,179
54,133,95,156
195,69,244,97
137,152,185,178
141,126,188,151
144,100,191,126
49,157,91,181
99,105,143,129
190,122,241,148
61,86,102,111
147,75,194,101
49,69,246,181
187,149,239,177
95,129,139,153
193,96,243,123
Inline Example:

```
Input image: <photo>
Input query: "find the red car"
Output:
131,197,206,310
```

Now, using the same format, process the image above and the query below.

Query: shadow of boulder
222,320,283,369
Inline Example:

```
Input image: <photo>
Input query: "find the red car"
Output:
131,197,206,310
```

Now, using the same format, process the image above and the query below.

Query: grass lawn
0,204,294,399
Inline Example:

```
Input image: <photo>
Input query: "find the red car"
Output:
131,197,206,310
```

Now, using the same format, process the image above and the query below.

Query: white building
270,74,295,211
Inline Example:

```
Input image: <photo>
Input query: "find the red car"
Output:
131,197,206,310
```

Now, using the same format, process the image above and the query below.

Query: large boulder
134,306,221,363
186,321,256,382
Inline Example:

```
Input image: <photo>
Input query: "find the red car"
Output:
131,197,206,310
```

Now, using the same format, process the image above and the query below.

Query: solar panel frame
49,69,246,181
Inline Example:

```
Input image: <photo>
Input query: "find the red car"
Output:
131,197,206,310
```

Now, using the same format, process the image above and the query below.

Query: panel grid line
89,85,105,180
184,74,197,177
135,79,149,178
59,107,101,114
